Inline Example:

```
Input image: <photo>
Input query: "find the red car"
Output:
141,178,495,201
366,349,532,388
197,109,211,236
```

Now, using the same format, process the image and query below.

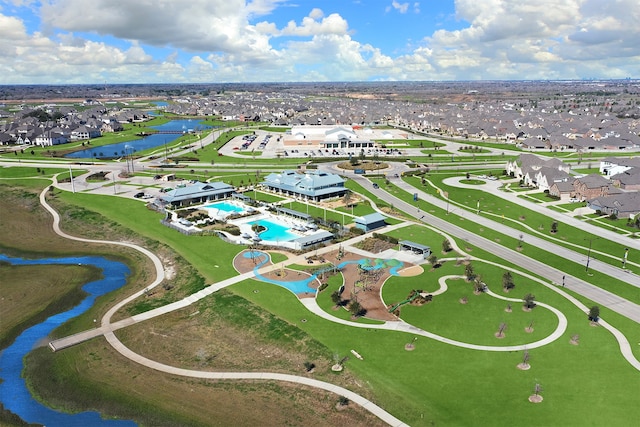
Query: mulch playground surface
233,248,423,322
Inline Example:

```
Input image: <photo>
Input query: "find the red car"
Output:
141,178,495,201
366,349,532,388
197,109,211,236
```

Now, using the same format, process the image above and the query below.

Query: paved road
340,171,640,324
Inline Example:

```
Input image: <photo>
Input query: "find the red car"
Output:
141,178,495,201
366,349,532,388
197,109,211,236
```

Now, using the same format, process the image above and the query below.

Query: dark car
133,192,145,198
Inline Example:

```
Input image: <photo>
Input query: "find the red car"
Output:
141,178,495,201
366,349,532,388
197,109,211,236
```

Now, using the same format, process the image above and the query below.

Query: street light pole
585,238,593,272
623,247,629,269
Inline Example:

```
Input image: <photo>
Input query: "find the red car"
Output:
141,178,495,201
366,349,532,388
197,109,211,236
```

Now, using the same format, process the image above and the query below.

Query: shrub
350,227,365,235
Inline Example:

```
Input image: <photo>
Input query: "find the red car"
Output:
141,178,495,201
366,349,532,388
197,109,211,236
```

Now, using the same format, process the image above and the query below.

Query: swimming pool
248,218,298,242
204,201,245,213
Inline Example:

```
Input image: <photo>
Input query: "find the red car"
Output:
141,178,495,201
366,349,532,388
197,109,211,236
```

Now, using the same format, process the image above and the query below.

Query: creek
0,254,136,426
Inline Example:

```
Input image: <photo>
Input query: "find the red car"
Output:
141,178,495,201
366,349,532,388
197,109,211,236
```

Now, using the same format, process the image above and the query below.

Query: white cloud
2,0,639,83
408,0,640,80
387,1,409,14
278,12,349,37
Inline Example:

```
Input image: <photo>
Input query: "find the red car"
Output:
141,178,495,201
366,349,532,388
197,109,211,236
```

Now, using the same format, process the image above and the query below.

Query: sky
1,0,638,84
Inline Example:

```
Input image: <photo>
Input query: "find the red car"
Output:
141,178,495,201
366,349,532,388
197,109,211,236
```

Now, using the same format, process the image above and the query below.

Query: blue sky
0,0,638,84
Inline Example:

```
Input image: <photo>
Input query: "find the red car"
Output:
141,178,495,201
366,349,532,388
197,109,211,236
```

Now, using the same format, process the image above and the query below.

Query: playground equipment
388,292,422,313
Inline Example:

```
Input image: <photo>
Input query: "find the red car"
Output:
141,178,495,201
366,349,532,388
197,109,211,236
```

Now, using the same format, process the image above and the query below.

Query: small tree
442,238,452,253
523,293,536,310
550,221,558,234
502,271,515,291
473,276,485,293
331,291,342,306
428,254,439,268
349,300,364,317
588,305,600,322
465,263,476,281
496,322,507,337
343,190,352,207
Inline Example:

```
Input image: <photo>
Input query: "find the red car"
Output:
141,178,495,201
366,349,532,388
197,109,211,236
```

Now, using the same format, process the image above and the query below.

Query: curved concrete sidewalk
39,181,408,426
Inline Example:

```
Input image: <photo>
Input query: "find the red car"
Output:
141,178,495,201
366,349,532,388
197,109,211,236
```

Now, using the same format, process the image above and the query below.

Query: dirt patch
352,236,397,253
528,395,543,403
397,265,424,277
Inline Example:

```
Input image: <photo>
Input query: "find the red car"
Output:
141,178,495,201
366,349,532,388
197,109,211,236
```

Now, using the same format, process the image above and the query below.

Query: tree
465,263,476,281
473,276,485,293
442,238,452,253
349,300,366,317
550,221,558,234
523,293,536,309
428,254,439,268
496,322,507,337
502,271,515,291
342,190,352,207
330,290,342,306
588,305,600,322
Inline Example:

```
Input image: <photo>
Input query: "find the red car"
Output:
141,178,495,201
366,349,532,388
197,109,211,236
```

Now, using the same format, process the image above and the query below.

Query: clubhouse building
284,125,375,150
261,170,348,201
160,181,235,207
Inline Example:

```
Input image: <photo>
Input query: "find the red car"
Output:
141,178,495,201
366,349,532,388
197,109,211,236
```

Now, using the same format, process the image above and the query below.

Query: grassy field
0,263,100,349
4,164,640,426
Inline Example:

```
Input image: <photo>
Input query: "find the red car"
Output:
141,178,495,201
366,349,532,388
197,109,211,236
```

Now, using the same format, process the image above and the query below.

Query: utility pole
585,238,593,272
69,166,75,193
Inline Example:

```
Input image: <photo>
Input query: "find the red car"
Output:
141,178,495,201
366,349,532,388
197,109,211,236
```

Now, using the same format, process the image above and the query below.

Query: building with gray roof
261,170,347,202
160,181,235,207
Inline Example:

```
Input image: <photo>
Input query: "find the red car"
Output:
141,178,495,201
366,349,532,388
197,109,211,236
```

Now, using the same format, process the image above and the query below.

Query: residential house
70,125,101,140
34,131,67,146
506,153,570,181
572,174,620,201
610,169,640,191
600,157,640,178
588,192,640,219
548,180,576,200
534,167,573,192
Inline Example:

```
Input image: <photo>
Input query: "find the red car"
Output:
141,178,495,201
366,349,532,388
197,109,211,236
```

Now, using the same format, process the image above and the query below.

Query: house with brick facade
572,174,620,202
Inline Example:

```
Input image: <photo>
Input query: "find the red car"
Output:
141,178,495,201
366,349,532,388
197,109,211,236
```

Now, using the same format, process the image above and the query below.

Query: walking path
40,181,408,425
39,164,640,427
383,176,640,323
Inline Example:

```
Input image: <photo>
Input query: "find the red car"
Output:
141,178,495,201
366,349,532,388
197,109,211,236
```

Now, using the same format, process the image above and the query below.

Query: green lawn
229,271,640,427
7,165,640,426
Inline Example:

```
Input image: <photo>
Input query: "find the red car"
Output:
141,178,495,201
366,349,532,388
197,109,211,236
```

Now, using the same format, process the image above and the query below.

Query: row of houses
507,154,640,218
162,87,640,153
0,106,149,146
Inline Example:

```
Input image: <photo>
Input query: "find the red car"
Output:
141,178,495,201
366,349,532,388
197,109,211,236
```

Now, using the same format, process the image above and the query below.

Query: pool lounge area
230,214,334,250
204,200,252,219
